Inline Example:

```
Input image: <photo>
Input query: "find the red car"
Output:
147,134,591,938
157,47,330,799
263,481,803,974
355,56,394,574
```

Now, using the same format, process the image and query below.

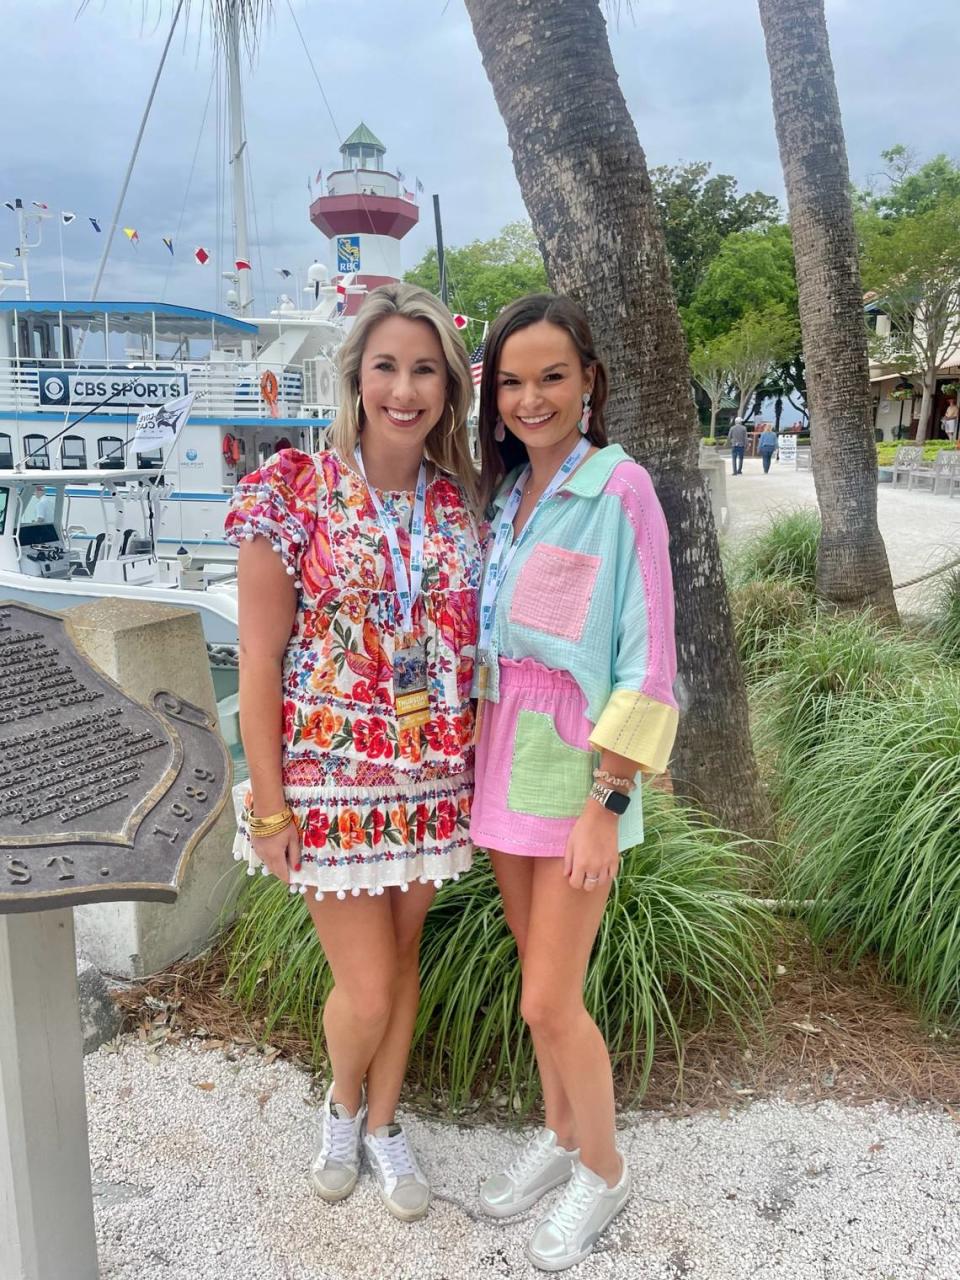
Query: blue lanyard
477,435,591,654
354,444,427,634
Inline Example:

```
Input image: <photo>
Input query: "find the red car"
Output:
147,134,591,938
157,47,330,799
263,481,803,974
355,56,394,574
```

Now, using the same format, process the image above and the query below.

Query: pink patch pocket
510,543,601,642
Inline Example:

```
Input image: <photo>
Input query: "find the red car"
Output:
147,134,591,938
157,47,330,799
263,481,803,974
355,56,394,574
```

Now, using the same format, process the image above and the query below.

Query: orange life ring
222,433,241,465
260,370,280,418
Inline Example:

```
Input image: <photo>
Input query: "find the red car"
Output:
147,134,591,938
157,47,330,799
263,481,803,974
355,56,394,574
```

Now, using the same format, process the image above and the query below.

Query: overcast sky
3,0,955,315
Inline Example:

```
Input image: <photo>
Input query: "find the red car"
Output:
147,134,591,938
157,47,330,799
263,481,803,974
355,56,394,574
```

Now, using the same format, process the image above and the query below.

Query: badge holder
394,639,431,731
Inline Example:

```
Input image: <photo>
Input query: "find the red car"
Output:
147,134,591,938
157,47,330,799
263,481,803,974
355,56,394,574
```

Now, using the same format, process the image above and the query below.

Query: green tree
861,196,960,443
722,305,800,418
683,224,798,344
689,339,733,435
650,161,780,309
867,145,960,220
405,222,548,341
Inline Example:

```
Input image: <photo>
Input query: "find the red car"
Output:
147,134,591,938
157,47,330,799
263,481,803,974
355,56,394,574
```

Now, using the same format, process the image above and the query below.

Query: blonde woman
226,283,481,1221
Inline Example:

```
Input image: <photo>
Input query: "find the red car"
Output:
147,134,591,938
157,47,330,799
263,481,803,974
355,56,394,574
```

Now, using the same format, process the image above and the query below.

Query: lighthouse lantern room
309,123,419,316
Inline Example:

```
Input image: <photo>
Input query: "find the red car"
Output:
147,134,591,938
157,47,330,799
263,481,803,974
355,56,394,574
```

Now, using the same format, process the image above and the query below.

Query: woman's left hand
563,803,620,892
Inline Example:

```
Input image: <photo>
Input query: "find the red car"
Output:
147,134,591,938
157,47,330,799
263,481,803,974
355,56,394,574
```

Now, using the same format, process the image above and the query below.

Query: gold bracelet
592,768,636,793
245,806,294,837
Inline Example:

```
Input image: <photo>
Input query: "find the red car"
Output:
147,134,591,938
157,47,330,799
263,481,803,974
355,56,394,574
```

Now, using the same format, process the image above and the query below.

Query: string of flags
3,199,268,274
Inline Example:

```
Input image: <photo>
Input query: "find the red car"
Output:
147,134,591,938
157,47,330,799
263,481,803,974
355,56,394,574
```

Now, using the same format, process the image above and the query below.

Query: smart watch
589,781,631,815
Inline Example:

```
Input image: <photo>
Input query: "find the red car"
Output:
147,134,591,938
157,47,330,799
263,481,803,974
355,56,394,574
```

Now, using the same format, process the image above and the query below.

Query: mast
224,13,253,319
433,194,448,306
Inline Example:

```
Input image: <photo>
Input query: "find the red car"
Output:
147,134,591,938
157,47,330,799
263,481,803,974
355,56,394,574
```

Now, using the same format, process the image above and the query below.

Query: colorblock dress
470,444,679,858
225,448,481,898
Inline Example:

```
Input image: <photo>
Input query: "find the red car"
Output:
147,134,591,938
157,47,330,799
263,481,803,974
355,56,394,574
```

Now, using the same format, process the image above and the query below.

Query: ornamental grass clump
750,613,937,799
928,567,960,664
729,578,813,677
780,670,960,1026
224,788,772,1113
731,507,820,594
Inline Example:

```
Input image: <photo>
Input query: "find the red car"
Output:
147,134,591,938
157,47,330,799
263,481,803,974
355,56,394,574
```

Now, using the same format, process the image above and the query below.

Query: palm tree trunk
758,0,897,619
464,0,769,834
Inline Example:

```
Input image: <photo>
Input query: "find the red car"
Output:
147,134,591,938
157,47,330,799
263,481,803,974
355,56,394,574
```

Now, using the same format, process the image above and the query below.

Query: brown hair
477,293,609,506
330,282,479,510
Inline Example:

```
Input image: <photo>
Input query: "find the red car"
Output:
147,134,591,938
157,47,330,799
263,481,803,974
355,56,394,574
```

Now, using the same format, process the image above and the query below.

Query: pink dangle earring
578,393,592,435
494,416,506,443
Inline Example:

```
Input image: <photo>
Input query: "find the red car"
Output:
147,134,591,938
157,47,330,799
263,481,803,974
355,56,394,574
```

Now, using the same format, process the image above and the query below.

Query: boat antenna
88,0,185,303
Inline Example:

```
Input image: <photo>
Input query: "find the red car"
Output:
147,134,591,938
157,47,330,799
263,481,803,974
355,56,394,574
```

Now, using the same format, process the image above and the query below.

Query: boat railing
0,357,305,419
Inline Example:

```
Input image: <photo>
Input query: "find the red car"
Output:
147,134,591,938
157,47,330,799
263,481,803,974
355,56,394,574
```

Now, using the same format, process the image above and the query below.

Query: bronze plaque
0,602,230,913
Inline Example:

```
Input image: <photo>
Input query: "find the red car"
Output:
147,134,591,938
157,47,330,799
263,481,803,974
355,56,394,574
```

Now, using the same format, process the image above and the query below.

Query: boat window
0,489,7,536
23,434,50,469
135,448,164,470
20,486,57,527
0,433,12,468
97,435,125,468
61,435,87,469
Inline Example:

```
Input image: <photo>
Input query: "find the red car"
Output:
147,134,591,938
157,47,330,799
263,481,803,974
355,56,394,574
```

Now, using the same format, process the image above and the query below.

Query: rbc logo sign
336,235,361,274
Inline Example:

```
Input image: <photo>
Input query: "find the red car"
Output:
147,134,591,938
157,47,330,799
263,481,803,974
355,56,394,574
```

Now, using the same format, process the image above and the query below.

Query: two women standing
229,283,678,1270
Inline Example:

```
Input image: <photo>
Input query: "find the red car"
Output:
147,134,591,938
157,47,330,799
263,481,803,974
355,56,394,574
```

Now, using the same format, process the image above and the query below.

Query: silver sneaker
479,1128,578,1219
526,1156,630,1272
363,1123,431,1221
309,1084,365,1202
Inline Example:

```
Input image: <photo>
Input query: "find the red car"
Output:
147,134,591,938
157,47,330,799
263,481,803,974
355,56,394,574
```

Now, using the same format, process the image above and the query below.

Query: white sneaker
526,1156,630,1272
363,1123,431,1221
309,1084,365,1202
479,1128,578,1219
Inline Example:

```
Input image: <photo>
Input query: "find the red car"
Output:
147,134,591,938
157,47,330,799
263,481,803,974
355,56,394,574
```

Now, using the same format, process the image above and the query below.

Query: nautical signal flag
32,201,49,211
194,246,210,265
275,268,292,279
452,314,468,330
123,227,139,245
89,217,101,233
61,211,76,226
3,200,20,213
162,237,174,256
416,178,424,193
235,258,252,271
315,169,322,184
336,272,357,297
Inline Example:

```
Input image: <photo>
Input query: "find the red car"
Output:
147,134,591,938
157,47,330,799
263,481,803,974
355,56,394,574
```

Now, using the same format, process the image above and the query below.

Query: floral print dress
225,448,481,899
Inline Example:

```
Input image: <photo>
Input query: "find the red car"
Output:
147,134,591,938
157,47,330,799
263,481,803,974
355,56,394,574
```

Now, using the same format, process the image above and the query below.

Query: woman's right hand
251,823,301,883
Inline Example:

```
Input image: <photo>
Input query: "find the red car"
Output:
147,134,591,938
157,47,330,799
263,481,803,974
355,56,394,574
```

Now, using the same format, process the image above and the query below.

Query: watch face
605,789,630,815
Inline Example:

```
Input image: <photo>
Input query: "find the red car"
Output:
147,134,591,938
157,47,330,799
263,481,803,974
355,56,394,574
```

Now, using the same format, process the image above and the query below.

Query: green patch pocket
507,710,595,818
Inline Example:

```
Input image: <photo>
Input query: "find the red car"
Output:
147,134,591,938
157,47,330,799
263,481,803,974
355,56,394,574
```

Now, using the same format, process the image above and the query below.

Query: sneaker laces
372,1126,417,1178
323,1109,358,1165
504,1130,557,1186
546,1168,600,1239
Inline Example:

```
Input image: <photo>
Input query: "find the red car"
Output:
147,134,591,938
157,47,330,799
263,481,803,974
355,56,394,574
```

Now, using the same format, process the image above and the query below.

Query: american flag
469,341,485,387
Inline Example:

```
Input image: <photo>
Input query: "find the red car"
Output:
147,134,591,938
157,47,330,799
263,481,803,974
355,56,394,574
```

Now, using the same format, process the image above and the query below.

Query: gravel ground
86,1037,960,1280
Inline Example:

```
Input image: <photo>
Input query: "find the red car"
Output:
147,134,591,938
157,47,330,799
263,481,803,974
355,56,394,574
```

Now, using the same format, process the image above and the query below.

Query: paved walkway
86,1039,960,1280
720,453,960,613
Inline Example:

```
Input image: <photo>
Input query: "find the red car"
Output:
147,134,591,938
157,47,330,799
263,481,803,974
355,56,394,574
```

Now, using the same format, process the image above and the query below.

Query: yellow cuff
588,690,678,774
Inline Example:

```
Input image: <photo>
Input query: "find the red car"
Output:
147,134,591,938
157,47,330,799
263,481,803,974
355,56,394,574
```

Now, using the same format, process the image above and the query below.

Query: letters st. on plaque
0,602,230,913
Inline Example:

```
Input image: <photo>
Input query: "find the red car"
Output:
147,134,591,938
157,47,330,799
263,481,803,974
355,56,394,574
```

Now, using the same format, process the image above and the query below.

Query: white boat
0,295,341,566
0,466,238,645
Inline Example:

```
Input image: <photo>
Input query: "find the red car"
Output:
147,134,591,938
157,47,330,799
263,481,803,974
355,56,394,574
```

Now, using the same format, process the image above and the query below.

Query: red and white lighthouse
309,123,419,317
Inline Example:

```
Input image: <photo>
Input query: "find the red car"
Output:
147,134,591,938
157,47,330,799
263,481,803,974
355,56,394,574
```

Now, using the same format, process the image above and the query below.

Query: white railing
0,358,305,419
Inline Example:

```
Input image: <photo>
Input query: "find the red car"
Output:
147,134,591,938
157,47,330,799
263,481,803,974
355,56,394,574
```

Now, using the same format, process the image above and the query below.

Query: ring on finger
584,874,600,883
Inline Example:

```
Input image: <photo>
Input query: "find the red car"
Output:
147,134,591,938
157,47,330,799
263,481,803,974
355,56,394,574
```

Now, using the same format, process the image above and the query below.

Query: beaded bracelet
592,768,636,793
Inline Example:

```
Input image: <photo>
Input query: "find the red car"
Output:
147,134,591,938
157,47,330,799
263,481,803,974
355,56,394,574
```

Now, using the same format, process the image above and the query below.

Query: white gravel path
86,1037,960,1280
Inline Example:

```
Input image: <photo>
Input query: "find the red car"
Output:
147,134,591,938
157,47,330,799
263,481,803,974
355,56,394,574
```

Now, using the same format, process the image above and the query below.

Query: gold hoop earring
444,403,458,441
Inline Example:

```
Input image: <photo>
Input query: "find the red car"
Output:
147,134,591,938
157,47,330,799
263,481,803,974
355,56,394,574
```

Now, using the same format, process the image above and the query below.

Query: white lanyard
478,435,591,653
354,444,427,634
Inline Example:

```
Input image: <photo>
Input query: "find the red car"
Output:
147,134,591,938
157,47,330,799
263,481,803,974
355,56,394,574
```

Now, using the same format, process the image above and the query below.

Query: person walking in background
758,424,778,473
727,417,747,475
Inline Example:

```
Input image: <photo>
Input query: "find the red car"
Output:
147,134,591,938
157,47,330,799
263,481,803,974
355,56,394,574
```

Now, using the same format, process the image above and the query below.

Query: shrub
927,567,960,664
731,507,820,593
224,790,772,1112
781,670,960,1025
749,613,938,797
729,579,814,675
876,439,956,467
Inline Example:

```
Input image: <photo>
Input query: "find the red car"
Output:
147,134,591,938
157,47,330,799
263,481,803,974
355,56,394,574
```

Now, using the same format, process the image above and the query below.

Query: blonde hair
330,282,479,509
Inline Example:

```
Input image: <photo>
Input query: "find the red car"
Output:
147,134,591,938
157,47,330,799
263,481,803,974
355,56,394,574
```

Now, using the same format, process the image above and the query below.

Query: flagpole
88,0,184,302
57,215,66,301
